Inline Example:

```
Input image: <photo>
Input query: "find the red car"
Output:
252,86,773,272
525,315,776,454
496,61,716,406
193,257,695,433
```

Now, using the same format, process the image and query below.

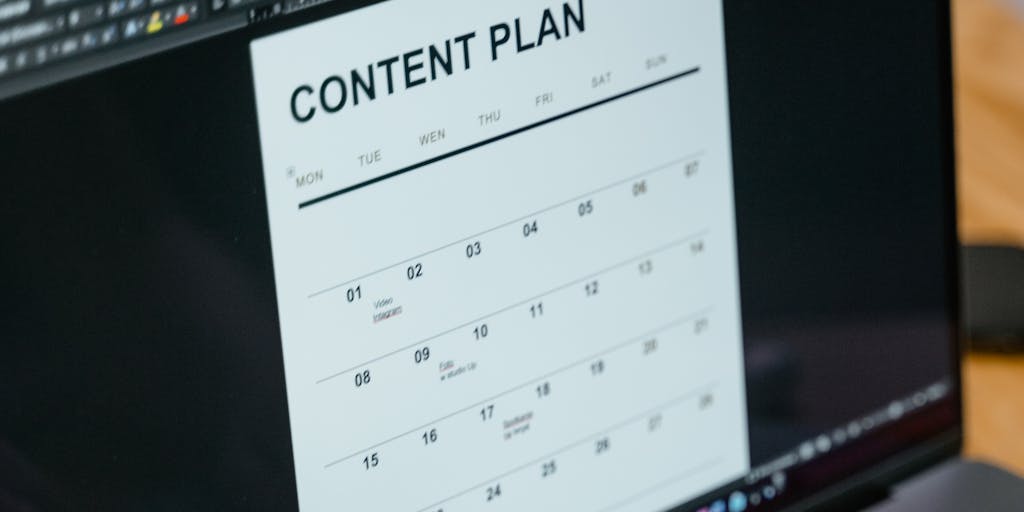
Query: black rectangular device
0,1,977,511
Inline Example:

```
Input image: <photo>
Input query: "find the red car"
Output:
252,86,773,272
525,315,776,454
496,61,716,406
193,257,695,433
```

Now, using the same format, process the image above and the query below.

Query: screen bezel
234,0,964,509
0,0,959,509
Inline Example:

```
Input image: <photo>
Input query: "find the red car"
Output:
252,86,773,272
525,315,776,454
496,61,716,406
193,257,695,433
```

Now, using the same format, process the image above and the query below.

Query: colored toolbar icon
728,491,747,512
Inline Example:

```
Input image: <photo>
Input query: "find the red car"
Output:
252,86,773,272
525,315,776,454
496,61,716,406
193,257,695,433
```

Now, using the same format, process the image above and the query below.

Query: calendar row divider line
322,307,715,470
306,151,704,300
314,228,710,385
414,382,720,512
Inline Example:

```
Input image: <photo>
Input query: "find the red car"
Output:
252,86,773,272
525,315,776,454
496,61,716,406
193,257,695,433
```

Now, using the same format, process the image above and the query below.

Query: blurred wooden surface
963,353,1024,476
954,0,1024,478
954,0,1024,246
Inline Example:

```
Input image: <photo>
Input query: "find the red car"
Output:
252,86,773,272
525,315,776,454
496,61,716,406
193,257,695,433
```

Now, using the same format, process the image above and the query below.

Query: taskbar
0,0,325,101
679,380,953,512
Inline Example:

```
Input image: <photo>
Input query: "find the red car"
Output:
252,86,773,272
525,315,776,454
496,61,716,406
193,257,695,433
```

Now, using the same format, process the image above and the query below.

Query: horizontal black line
297,66,701,209
306,153,701,299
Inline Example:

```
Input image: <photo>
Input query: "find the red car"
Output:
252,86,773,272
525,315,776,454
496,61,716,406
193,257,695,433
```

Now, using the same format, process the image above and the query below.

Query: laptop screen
0,1,958,511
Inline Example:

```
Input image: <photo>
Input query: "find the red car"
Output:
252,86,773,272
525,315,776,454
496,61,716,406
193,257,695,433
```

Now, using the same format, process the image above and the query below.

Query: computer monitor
0,0,959,510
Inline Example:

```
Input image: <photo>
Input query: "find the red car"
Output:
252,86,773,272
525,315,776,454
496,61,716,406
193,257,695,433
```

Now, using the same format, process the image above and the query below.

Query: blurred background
954,0,1024,479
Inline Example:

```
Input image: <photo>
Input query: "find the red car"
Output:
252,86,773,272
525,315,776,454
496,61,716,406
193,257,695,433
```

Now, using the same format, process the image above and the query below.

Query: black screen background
0,1,957,510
